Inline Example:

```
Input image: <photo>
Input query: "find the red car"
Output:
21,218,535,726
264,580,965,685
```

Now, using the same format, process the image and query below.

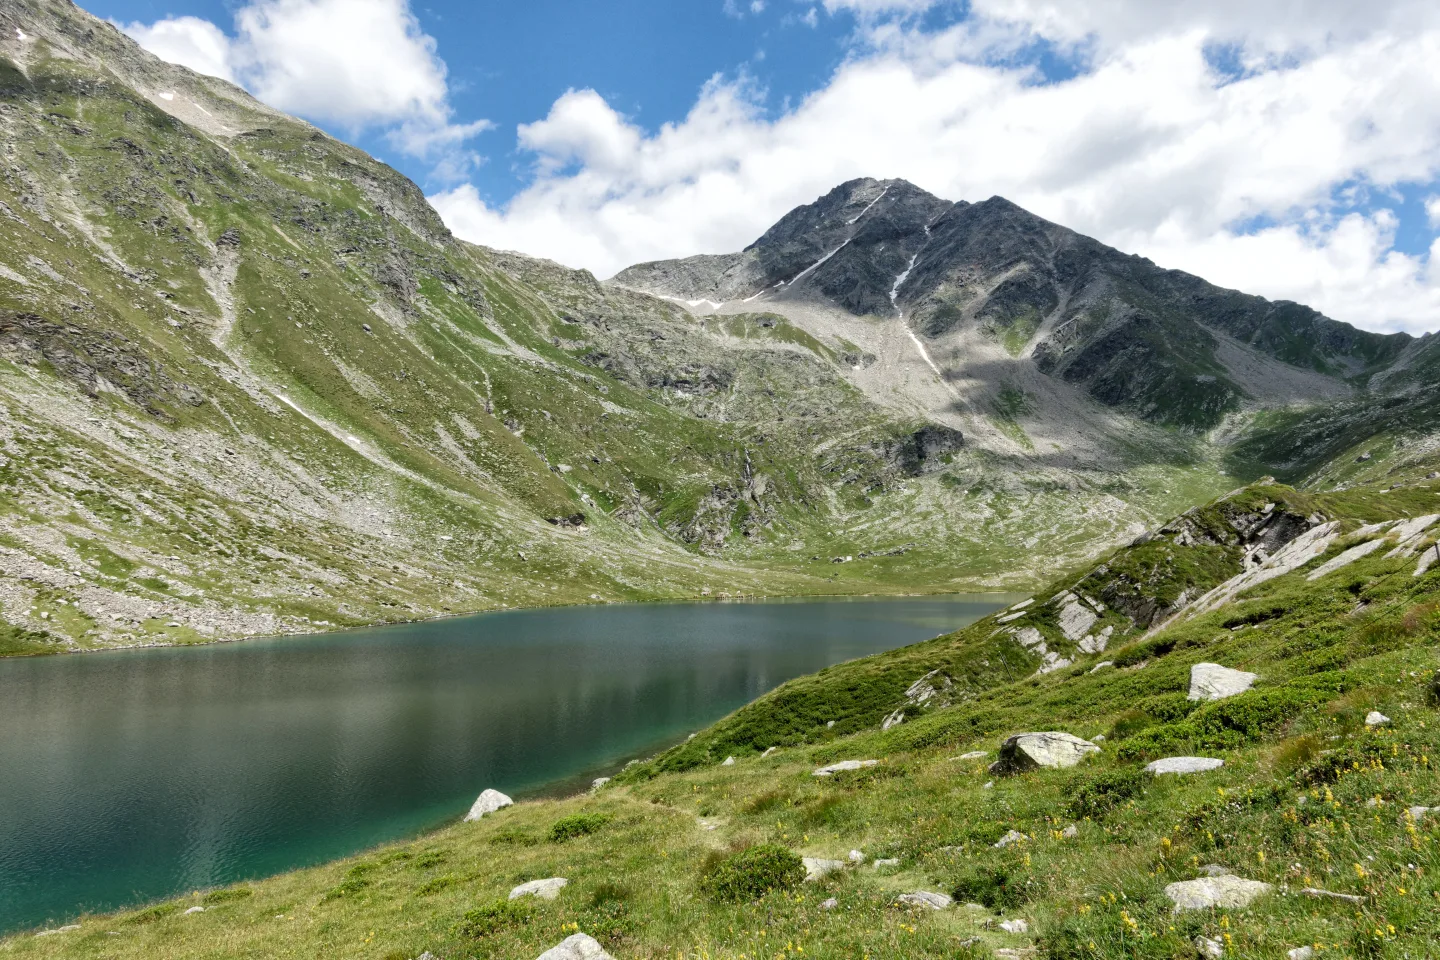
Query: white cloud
121,0,487,176
1427,195,1440,229
119,16,236,83
433,12,1440,334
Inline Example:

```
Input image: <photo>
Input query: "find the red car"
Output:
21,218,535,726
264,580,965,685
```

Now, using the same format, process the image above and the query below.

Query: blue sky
98,0,1440,333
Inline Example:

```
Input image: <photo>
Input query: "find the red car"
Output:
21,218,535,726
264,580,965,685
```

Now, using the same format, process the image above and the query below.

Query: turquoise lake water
0,594,1013,933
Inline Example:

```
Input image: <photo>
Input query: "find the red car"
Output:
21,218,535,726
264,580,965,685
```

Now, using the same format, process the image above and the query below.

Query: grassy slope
9,479,1439,958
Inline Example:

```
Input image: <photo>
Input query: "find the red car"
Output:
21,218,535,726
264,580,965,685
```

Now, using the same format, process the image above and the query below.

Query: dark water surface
0,594,1013,933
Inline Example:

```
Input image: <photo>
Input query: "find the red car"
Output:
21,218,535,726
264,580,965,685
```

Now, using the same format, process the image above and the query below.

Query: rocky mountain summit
618,178,1432,434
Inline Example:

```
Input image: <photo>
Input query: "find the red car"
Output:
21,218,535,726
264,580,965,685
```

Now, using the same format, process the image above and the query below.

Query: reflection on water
0,594,1013,932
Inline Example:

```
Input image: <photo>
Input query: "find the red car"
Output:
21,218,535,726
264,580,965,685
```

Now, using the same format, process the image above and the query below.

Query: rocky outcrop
813,760,879,776
897,891,953,910
990,732,1099,774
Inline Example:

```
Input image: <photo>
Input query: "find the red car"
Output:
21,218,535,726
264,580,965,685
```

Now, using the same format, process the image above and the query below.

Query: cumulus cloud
120,16,236,83
121,0,487,177
1428,196,1440,229
432,6,1440,334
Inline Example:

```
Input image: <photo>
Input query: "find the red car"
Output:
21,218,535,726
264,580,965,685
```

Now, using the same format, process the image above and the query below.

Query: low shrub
416,873,462,896
1066,768,1148,820
698,844,806,902
454,898,532,939
950,861,1029,911
548,813,612,843
200,888,253,906
129,903,180,924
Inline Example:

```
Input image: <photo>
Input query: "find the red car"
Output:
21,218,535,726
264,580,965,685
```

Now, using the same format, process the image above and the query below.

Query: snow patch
159,91,175,101
15,28,26,40
846,185,889,224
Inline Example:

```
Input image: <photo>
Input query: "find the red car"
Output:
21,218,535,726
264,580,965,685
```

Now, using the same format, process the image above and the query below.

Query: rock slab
991,732,1099,774
536,934,615,960
803,857,846,881
464,788,514,822
897,890,953,909
1165,875,1273,912
813,760,879,776
1187,663,1257,702
509,878,568,901
1145,757,1225,776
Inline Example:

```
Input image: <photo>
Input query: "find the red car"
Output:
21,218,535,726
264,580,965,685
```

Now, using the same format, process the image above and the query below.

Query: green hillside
9,478,1438,958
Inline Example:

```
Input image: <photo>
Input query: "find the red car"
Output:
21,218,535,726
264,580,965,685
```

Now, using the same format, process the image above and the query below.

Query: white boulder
897,891,953,909
721,756,736,766
1195,936,1224,958
1288,948,1315,960
813,760,878,777
509,878,568,901
994,830,1028,848
991,732,1100,774
184,906,205,915
999,918,1029,934
1365,711,1390,727
1187,663,1257,702
536,933,615,960
1165,876,1273,913
1058,600,1099,642
1145,757,1225,776
872,858,900,868
954,750,988,761
819,897,838,910
464,788,514,822
803,857,847,881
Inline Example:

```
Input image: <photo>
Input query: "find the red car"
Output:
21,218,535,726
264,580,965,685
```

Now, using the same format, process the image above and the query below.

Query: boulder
1364,711,1390,727
1288,948,1314,960
803,857,846,881
991,732,1099,774
848,849,865,863
954,750,988,761
1145,757,1225,776
1000,918,1029,934
590,777,610,792
536,934,615,960
464,788,514,822
1164,876,1273,912
721,756,736,766
994,830,1028,848
509,878,568,901
813,760,878,777
1195,936,1224,958
1187,663,1257,702
184,906,205,915
872,858,900,868
1061,825,1079,838
819,897,838,910
1407,806,1435,822
896,891,953,909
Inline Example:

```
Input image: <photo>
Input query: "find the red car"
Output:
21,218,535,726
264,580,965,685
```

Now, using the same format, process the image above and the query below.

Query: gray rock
872,858,900,868
954,750,988,761
761,746,777,758
1407,805,1435,821
896,890,953,909
1165,875,1273,912
813,759,878,776
721,756,736,766
509,878,568,901
1364,711,1390,726
994,830,1028,848
1061,824,1079,838
1145,757,1225,776
1199,864,1234,877
803,857,846,881
34,925,81,937
848,849,865,863
819,897,838,910
991,732,1100,774
999,918,1029,934
415,953,441,960
590,777,610,791
536,933,615,960
1089,661,1115,674
1287,948,1314,960
1058,600,1098,642
1187,663,1258,702
1300,887,1364,904
1195,936,1224,958
464,788,514,821
184,906,205,915
881,709,906,730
